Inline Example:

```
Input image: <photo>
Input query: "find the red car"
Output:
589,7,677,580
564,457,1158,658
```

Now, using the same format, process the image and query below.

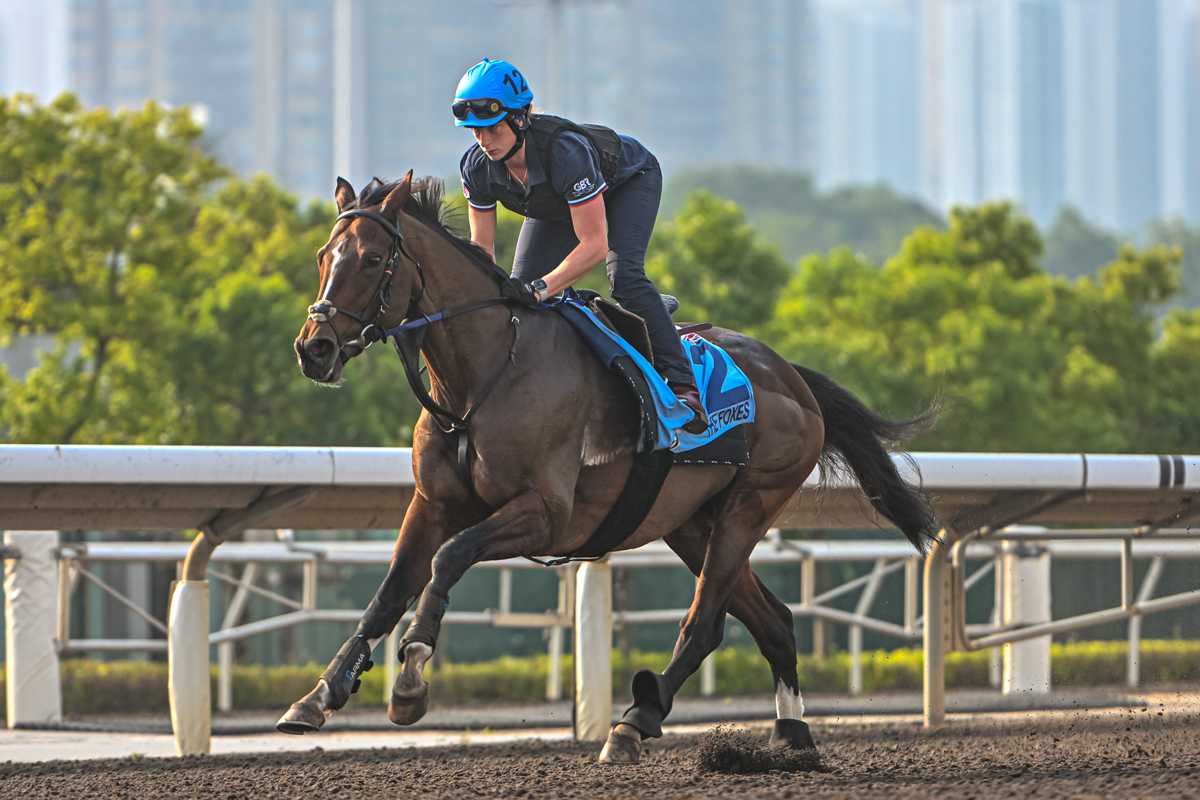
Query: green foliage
1043,207,1121,281
0,95,420,446
1146,217,1200,309
765,201,1194,452
661,165,944,264
647,190,791,332
9,640,1195,717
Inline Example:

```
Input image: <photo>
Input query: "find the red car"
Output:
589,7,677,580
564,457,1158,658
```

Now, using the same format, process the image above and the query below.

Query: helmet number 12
503,70,528,97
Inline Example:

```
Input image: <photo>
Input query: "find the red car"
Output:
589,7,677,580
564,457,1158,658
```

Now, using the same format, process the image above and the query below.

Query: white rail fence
4,447,1200,754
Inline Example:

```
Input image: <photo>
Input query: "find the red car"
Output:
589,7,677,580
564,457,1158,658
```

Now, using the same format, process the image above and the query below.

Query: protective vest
490,114,622,222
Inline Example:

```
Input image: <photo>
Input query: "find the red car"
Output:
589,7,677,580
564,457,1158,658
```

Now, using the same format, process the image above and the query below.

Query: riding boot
668,380,708,435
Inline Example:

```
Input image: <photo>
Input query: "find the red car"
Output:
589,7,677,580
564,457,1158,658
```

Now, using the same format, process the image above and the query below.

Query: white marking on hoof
598,723,642,764
775,678,804,720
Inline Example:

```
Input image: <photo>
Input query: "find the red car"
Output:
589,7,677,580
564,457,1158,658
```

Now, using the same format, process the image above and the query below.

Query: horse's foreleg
389,490,553,726
276,497,444,735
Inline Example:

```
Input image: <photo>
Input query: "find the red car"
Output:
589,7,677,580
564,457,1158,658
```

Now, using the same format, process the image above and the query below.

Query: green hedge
2,640,1197,717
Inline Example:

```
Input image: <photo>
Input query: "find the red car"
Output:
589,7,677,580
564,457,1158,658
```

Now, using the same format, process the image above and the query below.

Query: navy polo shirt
461,130,655,214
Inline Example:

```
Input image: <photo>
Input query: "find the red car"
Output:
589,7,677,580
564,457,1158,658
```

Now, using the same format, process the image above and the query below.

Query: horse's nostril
301,337,336,364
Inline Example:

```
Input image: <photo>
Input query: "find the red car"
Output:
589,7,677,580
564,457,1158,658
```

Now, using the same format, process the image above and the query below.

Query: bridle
304,203,522,510
306,208,420,362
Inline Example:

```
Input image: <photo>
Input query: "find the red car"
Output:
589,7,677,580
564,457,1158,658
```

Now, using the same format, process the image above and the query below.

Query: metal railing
55,526,1200,713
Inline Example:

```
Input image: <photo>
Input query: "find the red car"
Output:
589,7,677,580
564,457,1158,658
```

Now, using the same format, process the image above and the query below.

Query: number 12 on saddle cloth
671,333,755,452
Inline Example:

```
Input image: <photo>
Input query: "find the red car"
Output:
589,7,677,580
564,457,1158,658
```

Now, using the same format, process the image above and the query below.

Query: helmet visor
452,98,508,123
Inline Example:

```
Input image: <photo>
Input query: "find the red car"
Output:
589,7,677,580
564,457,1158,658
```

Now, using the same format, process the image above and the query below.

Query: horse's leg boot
617,669,674,739
277,635,373,735
388,642,433,725
598,723,643,765
770,718,817,750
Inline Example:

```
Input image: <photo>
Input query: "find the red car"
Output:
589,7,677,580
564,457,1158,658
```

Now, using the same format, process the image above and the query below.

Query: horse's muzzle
295,334,342,383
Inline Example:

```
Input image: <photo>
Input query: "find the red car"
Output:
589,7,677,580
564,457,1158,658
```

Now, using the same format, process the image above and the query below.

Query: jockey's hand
501,277,540,306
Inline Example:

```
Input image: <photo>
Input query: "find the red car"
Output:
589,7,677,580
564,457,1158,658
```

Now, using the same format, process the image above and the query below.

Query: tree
764,201,1190,453
660,165,944,264
0,94,225,443
0,95,421,446
1042,206,1121,281
646,190,790,332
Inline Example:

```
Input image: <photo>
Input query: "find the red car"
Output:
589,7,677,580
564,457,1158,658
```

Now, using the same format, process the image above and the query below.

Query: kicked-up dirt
1,708,1198,799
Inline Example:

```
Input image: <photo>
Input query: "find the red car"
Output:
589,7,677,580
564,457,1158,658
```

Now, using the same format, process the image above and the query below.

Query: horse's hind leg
662,527,814,747
599,509,770,764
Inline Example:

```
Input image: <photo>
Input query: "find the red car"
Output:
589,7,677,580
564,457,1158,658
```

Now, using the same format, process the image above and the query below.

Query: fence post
546,566,569,701
574,559,611,741
923,535,952,728
168,579,211,756
4,531,63,728
1001,539,1051,695
1128,555,1165,687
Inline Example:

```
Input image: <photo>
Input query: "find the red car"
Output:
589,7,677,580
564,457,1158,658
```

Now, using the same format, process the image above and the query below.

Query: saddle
573,289,655,364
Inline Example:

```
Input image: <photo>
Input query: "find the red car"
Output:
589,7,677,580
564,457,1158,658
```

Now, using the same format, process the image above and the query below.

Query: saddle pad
553,297,755,453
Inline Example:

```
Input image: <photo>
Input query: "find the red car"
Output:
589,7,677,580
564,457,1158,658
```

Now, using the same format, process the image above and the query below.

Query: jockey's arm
540,194,608,297
468,205,497,261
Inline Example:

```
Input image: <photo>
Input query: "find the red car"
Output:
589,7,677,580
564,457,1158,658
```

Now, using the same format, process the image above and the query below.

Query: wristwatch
530,278,549,302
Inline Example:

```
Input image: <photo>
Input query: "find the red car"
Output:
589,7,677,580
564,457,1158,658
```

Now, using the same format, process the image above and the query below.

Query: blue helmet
453,58,534,127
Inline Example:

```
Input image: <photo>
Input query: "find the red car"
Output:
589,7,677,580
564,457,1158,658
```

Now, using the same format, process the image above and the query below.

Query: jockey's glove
500,277,540,306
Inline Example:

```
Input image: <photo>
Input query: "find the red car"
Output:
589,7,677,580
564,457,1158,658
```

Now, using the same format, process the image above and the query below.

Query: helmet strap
498,113,528,163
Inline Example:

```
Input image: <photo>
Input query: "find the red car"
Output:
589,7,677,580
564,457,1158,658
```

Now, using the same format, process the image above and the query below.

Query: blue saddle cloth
554,296,755,453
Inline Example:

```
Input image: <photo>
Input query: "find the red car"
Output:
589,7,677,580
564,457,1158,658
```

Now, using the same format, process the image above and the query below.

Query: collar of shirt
483,141,547,195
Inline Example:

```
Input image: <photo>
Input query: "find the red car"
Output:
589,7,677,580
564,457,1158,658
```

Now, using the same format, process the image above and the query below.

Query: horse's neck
406,221,513,413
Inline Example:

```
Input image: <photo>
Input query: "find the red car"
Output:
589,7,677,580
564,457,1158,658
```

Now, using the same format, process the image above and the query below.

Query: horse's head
295,172,421,383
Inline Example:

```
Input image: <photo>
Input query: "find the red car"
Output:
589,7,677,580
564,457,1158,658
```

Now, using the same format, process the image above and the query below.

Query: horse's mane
347,177,500,271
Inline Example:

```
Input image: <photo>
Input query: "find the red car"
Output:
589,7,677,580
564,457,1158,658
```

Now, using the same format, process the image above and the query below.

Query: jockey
454,58,708,435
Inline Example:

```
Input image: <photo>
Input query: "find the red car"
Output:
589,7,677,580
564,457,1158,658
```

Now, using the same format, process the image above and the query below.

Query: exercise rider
454,58,708,434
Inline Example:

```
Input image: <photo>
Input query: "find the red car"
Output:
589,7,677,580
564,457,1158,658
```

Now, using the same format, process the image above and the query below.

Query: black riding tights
510,160,692,385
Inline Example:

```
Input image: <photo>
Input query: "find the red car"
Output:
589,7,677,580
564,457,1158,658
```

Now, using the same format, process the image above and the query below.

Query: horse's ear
380,170,415,222
335,177,356,213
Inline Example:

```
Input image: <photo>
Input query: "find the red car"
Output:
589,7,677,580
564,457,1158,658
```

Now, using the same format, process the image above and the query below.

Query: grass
0,639,1196,716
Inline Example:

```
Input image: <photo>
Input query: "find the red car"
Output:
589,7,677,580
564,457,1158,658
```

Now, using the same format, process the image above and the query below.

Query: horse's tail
792,364,941,553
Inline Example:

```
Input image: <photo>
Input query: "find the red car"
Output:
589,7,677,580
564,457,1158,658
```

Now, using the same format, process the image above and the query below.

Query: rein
307,206,520,509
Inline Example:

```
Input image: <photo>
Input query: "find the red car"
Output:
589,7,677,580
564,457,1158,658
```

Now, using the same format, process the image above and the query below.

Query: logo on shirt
573,178,594,194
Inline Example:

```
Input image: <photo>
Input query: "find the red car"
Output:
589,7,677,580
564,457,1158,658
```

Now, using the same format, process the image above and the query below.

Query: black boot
669,380,709,434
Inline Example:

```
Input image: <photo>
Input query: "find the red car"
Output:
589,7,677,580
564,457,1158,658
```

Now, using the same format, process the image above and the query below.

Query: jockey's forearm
542,235,608,295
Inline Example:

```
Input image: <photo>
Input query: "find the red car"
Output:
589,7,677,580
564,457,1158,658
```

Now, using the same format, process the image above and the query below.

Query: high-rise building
1062,0,1162,231
0,0,70,99
1158,0,1200,223
927,0,1064,226
814,0,920,195
57,0,818,200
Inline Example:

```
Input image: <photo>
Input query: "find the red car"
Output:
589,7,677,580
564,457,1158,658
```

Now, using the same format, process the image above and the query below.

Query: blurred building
813,0,920,196
43,0,818,200
0,0,70,99
922,0,1200,231
926,0,1064,227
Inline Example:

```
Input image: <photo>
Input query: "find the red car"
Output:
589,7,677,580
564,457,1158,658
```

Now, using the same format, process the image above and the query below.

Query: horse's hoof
276,700,327,735
387,689,429,725
598,724,642,764
388,642,432,725
770,718,817,750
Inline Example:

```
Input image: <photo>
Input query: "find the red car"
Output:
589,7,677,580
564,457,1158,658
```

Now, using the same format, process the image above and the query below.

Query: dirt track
2,710,1198,799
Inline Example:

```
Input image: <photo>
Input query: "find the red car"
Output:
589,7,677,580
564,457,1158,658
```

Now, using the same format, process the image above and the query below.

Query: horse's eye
366,254,383,267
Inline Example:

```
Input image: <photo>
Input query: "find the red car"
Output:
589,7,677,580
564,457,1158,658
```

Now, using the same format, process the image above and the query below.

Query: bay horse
281,173,938,762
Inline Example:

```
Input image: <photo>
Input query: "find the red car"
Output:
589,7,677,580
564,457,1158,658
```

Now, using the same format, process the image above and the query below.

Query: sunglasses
452,98,508,122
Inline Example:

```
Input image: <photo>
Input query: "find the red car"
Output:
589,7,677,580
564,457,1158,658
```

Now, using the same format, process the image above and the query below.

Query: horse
281,172,939,763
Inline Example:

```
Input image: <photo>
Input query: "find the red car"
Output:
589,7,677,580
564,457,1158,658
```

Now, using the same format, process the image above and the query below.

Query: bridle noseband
307,208,425,362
